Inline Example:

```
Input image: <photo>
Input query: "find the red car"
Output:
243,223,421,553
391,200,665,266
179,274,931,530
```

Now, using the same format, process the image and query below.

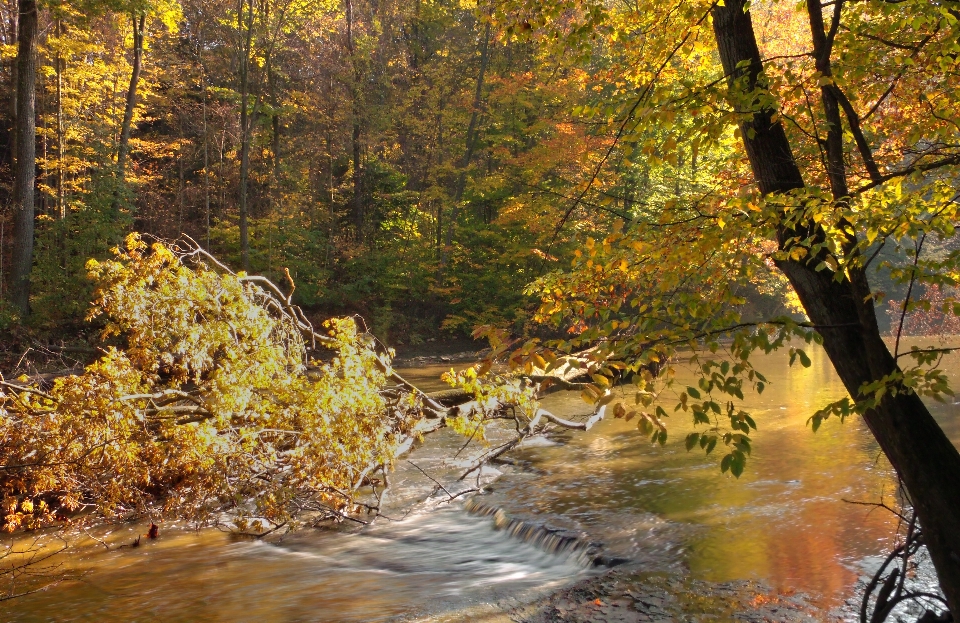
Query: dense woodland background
0,0,809,344
0,0,575,340
2,0,960,613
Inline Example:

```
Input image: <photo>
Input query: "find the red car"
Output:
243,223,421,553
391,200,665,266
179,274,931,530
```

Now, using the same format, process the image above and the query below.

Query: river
2,340,958,622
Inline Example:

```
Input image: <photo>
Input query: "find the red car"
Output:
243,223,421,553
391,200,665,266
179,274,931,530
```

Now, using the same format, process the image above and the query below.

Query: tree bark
200,27,210,248
712,2,960,614
238,0,255,272
438,21,490,278
55,18,64,221
114,11,145,220
345,0,364,240
10,0,37,316
267,48,281,220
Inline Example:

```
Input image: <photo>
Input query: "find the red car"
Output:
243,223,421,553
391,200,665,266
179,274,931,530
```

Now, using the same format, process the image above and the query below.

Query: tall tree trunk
38,61,45,217
10,0,37,315
267,49,280,219
711,2,960,614
438,21,490,277
238,0,254,271
55,18,66,270
7,4,18,175
345,0,363,240
323,74,334,270
177,117,184,235
55,18,64,221
200,28,210,248
114,11,145,220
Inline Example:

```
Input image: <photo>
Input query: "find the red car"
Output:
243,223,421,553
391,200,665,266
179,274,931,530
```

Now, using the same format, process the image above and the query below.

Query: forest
0,0,628,340
1,0,959,620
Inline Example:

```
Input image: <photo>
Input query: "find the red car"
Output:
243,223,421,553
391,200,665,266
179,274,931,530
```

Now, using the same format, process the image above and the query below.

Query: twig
408,460,455,500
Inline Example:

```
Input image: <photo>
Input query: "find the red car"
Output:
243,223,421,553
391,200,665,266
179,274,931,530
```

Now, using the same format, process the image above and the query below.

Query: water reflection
481,340,960,608
2,341,957,620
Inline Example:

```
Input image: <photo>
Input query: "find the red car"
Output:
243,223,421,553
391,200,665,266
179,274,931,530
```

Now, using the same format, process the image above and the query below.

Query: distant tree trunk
323,74,334,270
435,96,444,252
37,58,46,217
7,5,18,171
712,1,960,614
55,18,64,221
200,28,210,248
345,0,363,241
267,49,281,218
265,49,280,273
439,21,490,277
10,0,37,315
238,0,254,271
114,11,145,220
177,116,184,235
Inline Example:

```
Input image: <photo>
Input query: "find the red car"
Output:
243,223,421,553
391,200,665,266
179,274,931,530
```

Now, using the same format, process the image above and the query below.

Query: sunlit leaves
2,236,414,531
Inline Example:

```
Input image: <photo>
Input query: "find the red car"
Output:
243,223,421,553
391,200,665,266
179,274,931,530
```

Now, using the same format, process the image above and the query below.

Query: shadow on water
2,339,957,621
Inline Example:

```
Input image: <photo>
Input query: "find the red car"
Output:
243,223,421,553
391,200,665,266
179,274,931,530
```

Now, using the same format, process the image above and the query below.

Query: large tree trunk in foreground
712,1,960,615
10,0,37,315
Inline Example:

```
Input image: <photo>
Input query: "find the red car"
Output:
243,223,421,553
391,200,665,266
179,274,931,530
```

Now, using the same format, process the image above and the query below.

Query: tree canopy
1,0,959,616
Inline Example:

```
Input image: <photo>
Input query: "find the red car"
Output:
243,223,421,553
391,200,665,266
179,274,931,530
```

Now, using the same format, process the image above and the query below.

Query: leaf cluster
1,235,418,531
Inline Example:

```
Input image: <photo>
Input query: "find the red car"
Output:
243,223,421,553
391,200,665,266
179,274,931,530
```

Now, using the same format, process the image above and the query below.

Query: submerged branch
540,406,607,431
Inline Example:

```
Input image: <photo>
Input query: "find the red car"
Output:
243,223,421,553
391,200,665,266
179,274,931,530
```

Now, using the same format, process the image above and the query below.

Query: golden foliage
1,235,415,531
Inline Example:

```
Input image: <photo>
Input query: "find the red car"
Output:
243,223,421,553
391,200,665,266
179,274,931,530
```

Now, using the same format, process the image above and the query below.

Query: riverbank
392,337,489,367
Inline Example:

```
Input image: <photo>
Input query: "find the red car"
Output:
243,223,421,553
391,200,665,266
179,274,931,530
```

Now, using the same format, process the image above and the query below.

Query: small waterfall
464,498,606,567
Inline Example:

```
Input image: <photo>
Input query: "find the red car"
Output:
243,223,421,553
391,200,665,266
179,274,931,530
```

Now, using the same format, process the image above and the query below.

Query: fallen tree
0,234,601,534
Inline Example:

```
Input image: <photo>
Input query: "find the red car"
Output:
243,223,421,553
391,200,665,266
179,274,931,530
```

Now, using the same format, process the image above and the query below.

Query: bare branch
539,406,607,431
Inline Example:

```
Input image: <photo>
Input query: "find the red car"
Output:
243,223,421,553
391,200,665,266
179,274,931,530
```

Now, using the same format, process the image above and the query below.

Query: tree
113,9,146,220
437,19,490,282
1,0,601,336
236,0,254,270
494,0,960,613
344,0,363,239
711,1,960,612
9,0,38,315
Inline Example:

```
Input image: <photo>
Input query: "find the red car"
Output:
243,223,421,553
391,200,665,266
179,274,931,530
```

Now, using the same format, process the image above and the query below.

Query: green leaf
730,452,745,478
810,415,822,432
685,432,700,451
705,436,717,454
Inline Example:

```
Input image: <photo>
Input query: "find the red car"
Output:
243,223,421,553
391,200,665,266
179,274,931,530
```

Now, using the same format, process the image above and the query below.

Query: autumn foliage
1,235,416,532
888,286,960,337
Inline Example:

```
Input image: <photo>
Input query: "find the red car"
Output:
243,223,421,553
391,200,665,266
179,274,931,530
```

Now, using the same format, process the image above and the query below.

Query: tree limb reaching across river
0,234,607,536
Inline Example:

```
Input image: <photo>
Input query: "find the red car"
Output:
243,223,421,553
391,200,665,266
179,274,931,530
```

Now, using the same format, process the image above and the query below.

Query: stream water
3,340,958,622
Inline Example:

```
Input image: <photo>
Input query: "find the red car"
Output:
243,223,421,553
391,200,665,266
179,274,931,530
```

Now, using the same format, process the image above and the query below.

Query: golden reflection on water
486,339,960,608
2,340,957,620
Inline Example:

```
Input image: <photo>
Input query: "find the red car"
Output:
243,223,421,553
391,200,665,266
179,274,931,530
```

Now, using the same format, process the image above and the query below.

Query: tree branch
853,153,960,195
829,84,883,183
